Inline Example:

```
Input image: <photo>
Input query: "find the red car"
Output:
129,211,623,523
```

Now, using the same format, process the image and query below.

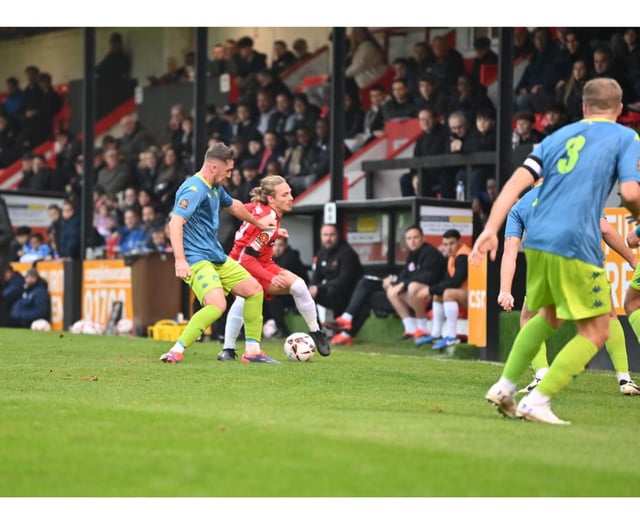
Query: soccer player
159,143,278,364
498,180,640,395
217,175,331,361
471,78,640,424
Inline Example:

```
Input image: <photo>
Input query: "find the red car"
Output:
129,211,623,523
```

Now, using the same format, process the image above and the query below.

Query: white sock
245,340,260,354
444,301,459,340
497,376,516,394
290,278,320,332
535,367,549,380
525,389,550,405
617,372,631,383
223,296,245,349
417,318,429,332
170,340,185,354
341,312,353,322
339,331,350,338
431,302,444,338
402,317,417,333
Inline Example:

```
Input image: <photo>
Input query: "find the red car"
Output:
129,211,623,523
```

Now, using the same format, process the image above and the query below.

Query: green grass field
1,327,640,500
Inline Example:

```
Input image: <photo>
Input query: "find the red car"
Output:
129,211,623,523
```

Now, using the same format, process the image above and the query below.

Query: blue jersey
171,174,233,265
521,119,640,266
505,184,541,240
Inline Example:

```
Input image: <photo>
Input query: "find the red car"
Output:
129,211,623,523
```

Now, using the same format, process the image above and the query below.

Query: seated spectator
235,36,268,97
291,93,320,133
326,224,446,345
425,35,465,96
352,84,387,150
155,145,183,213
147,55,189,85
20,232,53,263
268,91,297,138
9,267,51,328
9,225,31,262
442,110,472,199
466,106,497,205
414,72,448,119
96,148,134,196
513,27,534,61
114,207,147,255
392,57,418,99
93,198,117,243
18,153,50,192
255,68,292,102
255,88,277,137
513,110,544,146
382,78,416,122
118,115,157,170
592,45,634,106
309,223,364,317
262,236,309,338
177,115,195,171
446,73,496,122
469,36,498,94
271,40,296,77
286,124,322,197
292,38,311,63
541,101,569,136
145,224,172,253
58,200,82,259
0,113,21,168
208,43,231,78
46,203,62,256
1,263,25,326
416,229,471,349
557,59,591,122
474,178,498,227
344,91,365,140
53,129,82,192
3,76,24,125
399,108,449,197
96,32,131,80
257,131,284,178
140,203,165,243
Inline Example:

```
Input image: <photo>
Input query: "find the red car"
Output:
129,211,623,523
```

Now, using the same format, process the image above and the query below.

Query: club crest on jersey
179,199,189,209
256,232,270,246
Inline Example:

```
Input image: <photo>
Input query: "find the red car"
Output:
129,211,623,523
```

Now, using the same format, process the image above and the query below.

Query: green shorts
524,248,611,320
185,258,251,304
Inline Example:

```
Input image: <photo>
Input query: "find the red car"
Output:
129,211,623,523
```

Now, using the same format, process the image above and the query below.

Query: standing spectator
469,36,498,94
327,224,446,345
407,41,434,92
8,267,51,328
287,124,322,197
17,153,35,190
96,32,131,80
513,27,534,61
416,229,471,349
256,68,292,102
271,40,296,77
46,204,62,256
292,38,311,63
208,44,231,77
618,28,640,101
344,91,365,140
399,108,449,197
1,264,24,327
3,76,24,125
467,106,497,207
345,27,388,93
353,84,387,150
54,129,82,192
475,178,498,226
19,154,51,192
118,115,157,170
58,200,82,259
37,72,63,141
0,194,13,271
235,36,268,98
19,65,43,149
592,45,634,105
147,55,189,85
549,29,593,97
425,35,465,96
309,223,364,318
541,101,569,137
0,113,21,168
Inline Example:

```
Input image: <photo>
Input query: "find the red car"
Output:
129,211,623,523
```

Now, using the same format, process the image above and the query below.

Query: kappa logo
256,232,270,246
179,199,189,210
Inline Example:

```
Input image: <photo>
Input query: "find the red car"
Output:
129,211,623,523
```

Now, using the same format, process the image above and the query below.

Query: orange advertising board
602,207,637,316
467,254,487,347
82,259,133,326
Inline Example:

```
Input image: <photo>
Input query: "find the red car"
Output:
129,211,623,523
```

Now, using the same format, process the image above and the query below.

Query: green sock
537,335,598,397
179,305,222,348
530,341,549,373
628,310,640,344
605,319,628,374
243,291,264,342
503,315,555,383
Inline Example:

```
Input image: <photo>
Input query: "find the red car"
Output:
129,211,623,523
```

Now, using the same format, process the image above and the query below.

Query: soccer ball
283,332,315,362
31,319,51,331
115,318,134,336
70,319,104,335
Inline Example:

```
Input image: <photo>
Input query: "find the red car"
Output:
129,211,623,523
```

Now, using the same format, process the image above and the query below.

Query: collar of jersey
580,117,615,123
195,173,212,188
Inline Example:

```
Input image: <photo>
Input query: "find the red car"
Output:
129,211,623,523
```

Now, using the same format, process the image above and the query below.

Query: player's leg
519,301,549,392
160,261,226,363
386,284,417,338
517,255,611,424
324,277,381,343
603,299,640,394
268,269,330,356
225,259,276,363
416,295,444,345
406,281,432,338
434,288,467,350
218,295,245,361
624,265,640,342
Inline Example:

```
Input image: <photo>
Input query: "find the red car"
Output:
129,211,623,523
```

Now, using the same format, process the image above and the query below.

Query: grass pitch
1,327,639,499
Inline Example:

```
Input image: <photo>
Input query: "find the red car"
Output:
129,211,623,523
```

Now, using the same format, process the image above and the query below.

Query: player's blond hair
582,78,622,113
251,175,288,204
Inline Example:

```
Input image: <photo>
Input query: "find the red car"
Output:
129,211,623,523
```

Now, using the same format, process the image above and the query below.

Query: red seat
479,64,498,86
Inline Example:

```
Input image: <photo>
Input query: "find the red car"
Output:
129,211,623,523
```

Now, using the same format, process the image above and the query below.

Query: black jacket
311,239,363,296
274,246,308,284
397,242,446,290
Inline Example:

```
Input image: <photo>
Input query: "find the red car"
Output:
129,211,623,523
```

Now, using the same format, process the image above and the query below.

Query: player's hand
256,215,277,231
175,259,191,279
497,291,515,312
470,229,498,265
277,228,289,238
271,273,288,288
627,228,640,249
391,282,405,297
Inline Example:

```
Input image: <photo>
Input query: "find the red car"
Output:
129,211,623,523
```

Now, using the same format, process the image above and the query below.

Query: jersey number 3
557,135,586,174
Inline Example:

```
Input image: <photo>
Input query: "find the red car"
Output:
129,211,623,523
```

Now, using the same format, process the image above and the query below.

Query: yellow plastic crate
147,319,188,341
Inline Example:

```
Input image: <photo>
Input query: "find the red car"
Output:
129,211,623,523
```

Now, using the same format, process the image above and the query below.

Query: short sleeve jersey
521,119,640,266
171,174,233,265
229,202,280,264
505,184,541,240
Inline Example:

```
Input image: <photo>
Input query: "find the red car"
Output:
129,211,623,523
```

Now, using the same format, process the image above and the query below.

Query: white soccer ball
70,319,104,335
115,318,134,336
31,319,51,331
283,332,315,362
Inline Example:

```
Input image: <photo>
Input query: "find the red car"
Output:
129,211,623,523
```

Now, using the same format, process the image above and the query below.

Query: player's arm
168,214,190,278
600,217,637,269
498,236,521,312
227,199,277,230
620,181,640,222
